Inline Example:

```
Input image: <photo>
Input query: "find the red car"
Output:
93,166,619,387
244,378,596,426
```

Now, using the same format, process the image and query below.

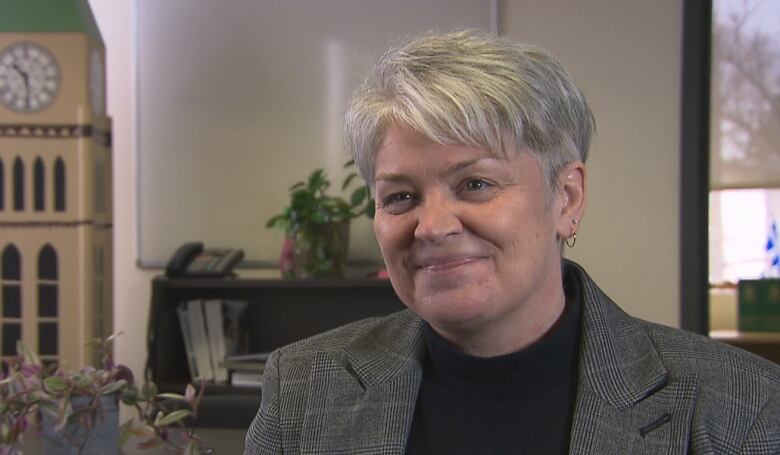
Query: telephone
165,242,244,278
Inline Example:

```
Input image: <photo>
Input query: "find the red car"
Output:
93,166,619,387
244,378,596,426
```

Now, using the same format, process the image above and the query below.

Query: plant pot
290,221,350,278
40,394,119,455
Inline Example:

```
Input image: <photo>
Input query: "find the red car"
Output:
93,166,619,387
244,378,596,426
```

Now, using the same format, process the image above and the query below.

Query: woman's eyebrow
449,158,482,174
374,172,410,183
449,157,500,175
375,157,500,183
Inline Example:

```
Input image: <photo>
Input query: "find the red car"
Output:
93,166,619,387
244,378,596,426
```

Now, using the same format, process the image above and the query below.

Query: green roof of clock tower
0,0,103,44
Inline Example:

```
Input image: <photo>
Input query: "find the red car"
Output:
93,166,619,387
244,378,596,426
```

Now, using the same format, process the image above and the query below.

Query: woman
246,30,780,454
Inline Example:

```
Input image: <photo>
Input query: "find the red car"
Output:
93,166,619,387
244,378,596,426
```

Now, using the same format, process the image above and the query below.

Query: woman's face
373,124,584,355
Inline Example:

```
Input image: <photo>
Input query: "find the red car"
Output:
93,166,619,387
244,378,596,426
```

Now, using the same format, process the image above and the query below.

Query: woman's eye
464,179,489,191
381,192,415,212
384,192,411,204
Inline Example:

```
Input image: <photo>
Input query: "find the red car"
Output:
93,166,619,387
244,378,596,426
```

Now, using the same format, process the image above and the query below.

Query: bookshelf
146,275,404,428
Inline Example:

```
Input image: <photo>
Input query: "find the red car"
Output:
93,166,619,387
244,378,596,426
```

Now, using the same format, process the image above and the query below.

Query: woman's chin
412,283,496,328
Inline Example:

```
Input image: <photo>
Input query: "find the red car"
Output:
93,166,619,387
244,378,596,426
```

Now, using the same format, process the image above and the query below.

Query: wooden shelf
710,330,780,364
710,330,780,343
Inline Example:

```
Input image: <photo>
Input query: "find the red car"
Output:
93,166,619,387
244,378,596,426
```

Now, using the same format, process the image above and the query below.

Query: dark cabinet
146,275,404,428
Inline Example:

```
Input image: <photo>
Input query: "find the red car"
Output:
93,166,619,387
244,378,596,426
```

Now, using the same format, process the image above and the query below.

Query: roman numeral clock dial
0,41,61,112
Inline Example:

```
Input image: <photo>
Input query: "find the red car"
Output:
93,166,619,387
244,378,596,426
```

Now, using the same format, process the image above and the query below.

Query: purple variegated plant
0,334,211,454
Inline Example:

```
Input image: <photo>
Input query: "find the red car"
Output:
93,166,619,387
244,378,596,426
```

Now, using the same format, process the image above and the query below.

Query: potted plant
266,160,373,278
0,335,211,454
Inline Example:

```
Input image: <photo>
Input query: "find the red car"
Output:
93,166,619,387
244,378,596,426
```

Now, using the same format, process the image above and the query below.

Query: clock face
0,42,61,113
89,48,105,115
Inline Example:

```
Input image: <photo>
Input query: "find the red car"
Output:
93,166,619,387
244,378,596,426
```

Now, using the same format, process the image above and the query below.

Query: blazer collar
300,312,425,453
569,260,668,409
342,310,426,389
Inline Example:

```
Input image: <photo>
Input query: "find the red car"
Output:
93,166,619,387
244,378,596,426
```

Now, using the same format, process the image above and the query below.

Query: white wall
91,0,684,386
89,0,155,385
134,1,490,267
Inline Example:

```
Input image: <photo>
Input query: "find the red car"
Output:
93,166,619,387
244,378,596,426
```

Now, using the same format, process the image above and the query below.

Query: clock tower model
0,0,112,368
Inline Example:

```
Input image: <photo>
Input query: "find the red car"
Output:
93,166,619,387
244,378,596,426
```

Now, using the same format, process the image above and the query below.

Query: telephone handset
165,242,244,278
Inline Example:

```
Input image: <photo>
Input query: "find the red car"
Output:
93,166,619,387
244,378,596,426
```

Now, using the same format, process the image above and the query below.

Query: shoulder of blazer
272,309,425,387
636,310,780,451
643,319,780,387
274,309,421,356
643,317,780,425
568,260,780,452
571,259,780,400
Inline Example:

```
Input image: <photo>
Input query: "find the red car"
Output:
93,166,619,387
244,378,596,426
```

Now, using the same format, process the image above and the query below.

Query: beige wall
90,0,684,387
501,0,683,327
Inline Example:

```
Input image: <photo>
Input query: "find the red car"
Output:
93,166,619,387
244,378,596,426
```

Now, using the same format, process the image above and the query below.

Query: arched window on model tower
13,157,24,211
1,245,23,368
34,157,45,211
0,158,5,210
54,157,65,212
37,244,59,363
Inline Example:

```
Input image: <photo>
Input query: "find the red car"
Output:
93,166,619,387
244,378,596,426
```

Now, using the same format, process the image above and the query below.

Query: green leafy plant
266,160,374,278
0,335,211,454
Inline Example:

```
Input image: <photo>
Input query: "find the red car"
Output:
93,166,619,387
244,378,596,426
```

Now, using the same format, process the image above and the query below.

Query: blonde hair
344,29,595,199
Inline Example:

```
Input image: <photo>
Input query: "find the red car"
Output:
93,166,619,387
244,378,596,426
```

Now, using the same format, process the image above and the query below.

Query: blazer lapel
568,262,698,454
300,311,425,454
570,376,698,455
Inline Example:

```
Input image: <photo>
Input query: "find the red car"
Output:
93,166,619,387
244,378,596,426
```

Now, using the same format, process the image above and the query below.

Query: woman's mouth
418,256,486,272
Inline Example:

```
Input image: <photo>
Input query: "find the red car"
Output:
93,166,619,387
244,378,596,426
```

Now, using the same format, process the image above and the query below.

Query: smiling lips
415,255,488,272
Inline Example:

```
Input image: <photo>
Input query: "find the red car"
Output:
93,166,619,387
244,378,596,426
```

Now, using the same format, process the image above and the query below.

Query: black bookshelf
145,275,404,428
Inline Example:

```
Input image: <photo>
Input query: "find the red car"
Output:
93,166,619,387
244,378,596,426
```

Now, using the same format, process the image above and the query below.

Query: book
220,300,250,356
203,300,250,382
220,352,270,372
177,304,200,380
224,352,271,362
204,300,227,382
221,352,268,387
230,370,263,388
186,300,215,381
739,279,780,332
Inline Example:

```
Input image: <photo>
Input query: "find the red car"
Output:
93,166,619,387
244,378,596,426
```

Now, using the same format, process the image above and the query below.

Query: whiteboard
136,0,494,267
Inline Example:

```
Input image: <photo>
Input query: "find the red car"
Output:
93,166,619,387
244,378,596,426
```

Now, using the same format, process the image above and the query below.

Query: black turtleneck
405,266,583,454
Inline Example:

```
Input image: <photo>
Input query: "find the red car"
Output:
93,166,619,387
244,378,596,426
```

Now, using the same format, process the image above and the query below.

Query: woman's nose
413,197,463,243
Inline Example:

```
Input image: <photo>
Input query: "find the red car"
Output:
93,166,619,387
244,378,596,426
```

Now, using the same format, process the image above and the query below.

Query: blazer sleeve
740,390,780,454
245,350,283,455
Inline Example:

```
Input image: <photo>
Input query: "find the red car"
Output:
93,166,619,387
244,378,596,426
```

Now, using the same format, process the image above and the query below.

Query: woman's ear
555,161,587,240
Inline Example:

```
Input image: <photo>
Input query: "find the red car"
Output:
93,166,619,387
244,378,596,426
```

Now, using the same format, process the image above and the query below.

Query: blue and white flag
767,220,779,276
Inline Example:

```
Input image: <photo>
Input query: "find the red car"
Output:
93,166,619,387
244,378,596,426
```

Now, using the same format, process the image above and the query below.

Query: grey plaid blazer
245,262,780,454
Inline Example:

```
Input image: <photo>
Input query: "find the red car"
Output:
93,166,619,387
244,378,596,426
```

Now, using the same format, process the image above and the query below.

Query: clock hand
12,63,31,108
11,63,29,85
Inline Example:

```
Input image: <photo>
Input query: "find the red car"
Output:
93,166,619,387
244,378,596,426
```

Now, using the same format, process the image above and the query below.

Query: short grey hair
344,29,595,199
